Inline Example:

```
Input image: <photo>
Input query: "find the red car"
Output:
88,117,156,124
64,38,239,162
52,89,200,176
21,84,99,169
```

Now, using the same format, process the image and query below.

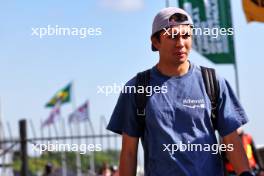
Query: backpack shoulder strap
201,66,219,130
135,67,219,132
135,69,151,132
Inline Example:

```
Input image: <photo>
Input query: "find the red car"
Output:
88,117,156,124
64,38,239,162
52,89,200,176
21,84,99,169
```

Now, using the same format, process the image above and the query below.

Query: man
43,163,53,176
99,162,112,176
224,128,264,176
107,7,253,176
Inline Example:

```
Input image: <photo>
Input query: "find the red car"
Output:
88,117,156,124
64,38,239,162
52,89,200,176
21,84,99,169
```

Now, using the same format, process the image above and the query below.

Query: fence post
19,119,28,176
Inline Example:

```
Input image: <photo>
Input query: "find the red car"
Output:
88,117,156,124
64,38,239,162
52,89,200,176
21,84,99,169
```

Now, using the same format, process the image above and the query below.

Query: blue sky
0,0,263,147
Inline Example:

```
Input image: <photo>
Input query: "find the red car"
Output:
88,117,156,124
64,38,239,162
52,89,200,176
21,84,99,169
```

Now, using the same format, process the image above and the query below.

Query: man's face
153,25,192,65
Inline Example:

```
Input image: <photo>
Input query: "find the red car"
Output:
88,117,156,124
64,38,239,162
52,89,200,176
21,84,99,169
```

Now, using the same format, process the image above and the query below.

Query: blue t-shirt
107,61,248,176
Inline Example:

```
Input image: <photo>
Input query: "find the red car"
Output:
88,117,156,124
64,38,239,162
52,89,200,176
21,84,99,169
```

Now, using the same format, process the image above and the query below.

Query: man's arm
119,133,139,176
222,130,251,175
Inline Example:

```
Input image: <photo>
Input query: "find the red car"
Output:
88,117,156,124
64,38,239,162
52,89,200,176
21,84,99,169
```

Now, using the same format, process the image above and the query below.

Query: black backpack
135,66,219,134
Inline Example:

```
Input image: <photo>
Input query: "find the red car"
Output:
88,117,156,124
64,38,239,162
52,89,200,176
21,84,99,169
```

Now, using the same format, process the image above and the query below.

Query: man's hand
222,130,251,175
119,133,139,176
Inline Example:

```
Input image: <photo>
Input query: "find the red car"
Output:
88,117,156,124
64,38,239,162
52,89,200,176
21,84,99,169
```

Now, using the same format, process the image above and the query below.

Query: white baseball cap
151,7,193,51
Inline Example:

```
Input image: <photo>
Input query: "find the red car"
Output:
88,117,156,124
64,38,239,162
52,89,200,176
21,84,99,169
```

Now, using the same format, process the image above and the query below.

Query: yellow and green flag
45,83,71,107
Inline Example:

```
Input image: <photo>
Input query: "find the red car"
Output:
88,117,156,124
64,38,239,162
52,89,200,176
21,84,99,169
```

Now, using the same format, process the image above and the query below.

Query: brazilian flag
45,83,71,107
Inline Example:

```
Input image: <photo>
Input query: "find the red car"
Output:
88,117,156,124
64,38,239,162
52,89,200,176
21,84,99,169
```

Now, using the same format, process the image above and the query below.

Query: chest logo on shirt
182,98,205,109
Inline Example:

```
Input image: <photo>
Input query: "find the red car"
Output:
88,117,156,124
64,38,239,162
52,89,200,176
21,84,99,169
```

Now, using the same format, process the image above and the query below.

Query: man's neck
156,60,190,77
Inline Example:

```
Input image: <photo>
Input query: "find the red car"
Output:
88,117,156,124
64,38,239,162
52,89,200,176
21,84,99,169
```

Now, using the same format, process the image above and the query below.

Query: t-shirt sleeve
106,78,144,138
216,77,248,137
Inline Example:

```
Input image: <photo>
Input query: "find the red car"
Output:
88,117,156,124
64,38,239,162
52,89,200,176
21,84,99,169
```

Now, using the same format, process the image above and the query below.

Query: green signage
178,0,235,64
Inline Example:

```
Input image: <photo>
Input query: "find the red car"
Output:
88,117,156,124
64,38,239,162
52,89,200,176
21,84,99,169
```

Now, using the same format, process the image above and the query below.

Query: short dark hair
169,13,188,23
152,30,162,42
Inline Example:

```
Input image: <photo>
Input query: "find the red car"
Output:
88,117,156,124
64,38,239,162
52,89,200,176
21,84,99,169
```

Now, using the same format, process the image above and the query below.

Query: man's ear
151,36,160,51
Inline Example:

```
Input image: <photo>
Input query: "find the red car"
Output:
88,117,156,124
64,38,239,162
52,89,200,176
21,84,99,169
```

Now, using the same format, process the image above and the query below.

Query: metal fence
0,117,121,176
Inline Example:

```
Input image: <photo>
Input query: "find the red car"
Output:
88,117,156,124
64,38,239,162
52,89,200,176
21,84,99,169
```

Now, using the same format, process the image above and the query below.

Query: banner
178,0,235,64
243,0,264,23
